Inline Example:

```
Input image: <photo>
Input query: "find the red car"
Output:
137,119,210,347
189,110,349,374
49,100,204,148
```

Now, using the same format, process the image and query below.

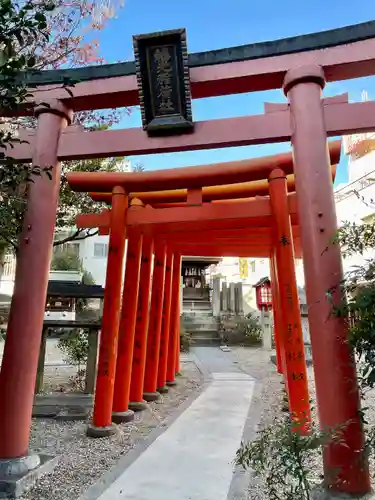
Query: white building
0,159,133,298
334,132,375,273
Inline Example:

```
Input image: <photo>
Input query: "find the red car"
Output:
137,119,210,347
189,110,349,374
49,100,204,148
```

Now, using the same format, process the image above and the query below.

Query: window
260,286,272,304
250,260,256,273
94,243,108,258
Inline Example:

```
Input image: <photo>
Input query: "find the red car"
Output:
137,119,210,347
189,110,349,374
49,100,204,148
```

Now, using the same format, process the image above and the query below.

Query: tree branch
53,229,99,247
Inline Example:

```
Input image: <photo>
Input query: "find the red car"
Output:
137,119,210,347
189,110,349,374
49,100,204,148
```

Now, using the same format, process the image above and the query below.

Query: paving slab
94,369,254,500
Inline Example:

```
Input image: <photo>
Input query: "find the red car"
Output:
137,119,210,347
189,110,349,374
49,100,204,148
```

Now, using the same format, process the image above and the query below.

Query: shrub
236,415,333,500
180,324,191,352
237,313,262,346
51,251,82,271
218,313,262,346
57,328,89,372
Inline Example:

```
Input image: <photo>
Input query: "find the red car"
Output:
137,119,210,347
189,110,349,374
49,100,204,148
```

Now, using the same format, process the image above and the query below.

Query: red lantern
254,277,272,311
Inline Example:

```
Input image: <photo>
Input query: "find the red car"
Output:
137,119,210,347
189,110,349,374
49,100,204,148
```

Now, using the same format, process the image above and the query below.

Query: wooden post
143,242,166,402
87,187,128,438
157,249,174,393
270,253,283,374
284,65,369,494
269,169,311,433
166,254,182,386
35,328,48,394
129,236,154,411
0,101,72,462
84,329,99,394
112,233,143,423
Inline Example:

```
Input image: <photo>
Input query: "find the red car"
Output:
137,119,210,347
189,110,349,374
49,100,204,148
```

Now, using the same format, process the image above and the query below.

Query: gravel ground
230,347,375,500
19,360,203,500
14,346,375,500
41,365,80,393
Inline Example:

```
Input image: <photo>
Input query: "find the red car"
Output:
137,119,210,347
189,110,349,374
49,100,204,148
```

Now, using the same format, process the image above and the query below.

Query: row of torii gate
71,144,339,433
1,22,375,497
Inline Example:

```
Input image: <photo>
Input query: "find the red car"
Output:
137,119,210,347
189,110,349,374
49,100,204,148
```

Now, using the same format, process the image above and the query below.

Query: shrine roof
253,277,271,288
47,280,104,298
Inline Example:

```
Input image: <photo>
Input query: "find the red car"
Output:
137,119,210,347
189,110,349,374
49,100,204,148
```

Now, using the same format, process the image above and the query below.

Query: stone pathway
82,347,256,500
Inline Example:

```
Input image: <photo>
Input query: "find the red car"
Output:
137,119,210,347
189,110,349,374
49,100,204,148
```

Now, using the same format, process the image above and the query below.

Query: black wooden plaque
133,29,194,135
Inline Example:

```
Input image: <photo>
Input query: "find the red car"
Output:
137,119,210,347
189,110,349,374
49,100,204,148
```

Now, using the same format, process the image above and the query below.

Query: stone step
186,324,218,333
183,316,218,325
183,301,212,310
182,309,213,317
190,328,219,337
190,335,221,346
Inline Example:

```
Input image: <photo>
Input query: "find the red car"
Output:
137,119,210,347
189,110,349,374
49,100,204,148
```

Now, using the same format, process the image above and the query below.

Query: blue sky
96,0,375,185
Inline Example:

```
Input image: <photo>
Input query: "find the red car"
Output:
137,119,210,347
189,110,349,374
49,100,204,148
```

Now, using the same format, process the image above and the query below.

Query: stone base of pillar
157,386,169,394
0,454,59,497
111,411,134,425
143,392,160,402
86,423,119,437
128,401,148,412
166,380,177,387
311,485,374,499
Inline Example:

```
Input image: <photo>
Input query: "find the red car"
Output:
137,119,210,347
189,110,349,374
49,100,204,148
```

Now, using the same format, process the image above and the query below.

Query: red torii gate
73,167,308,429
1,21,375,496
70,144,334,448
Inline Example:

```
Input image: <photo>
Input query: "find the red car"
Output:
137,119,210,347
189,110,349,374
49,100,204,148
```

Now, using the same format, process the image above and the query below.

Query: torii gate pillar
0,101,72,469
157,249,174,393
87,187,128,437
143,243,167,402
284,65,370,495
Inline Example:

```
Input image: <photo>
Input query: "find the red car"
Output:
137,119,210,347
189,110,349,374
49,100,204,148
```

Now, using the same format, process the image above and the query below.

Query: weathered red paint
91,187,128,429
76,195,301,234
11,96,375,161
269,251,283,375
65,142,340,191
284,65,370,494
89,164,337,205
166,254,182,385
157,250,174,391
112,232,143,415
0,101,71,459
143,243,167,397
129,236,154,405
18,37,375,111
269,169,311,433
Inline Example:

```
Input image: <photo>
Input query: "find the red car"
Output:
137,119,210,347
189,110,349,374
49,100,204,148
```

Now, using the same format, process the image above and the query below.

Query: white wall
335,148,375,274
79,234,111,286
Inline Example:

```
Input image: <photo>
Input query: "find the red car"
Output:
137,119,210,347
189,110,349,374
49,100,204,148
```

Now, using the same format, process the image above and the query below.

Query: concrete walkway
86,347,256,500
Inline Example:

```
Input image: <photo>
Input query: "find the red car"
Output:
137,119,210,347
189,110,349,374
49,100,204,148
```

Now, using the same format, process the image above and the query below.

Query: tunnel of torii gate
4,20,375,498
70,147,338,430
68,141,349,479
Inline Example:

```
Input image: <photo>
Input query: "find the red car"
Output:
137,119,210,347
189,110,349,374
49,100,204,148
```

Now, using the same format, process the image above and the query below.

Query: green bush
237,313,262,346
236,414,338,500
180,324,191,352
51,251,82,271
218,313,262,346
57,329,89,371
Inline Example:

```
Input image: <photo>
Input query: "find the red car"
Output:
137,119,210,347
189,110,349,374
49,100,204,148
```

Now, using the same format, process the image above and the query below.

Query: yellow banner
239,258,248,279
